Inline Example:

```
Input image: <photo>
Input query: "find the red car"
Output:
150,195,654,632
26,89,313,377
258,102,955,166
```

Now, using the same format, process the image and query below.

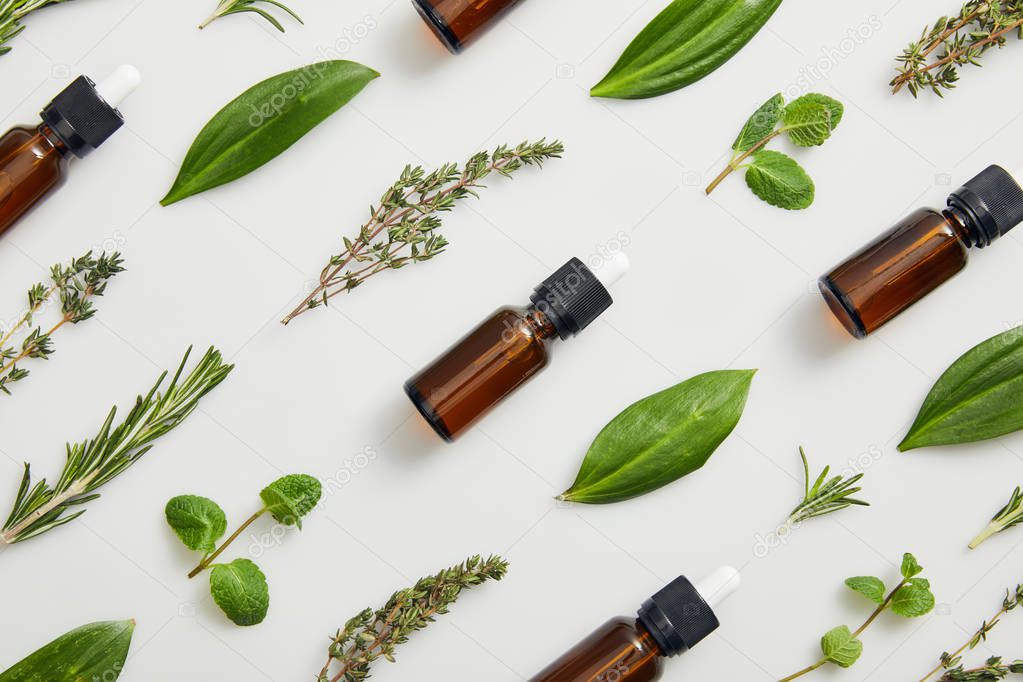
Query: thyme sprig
0,0,71,56
921,584,1023,681
317,555,508,682
282,140,564,325
891,1,1023,97
198,0,302,32
786,446,868,525
970,486,1023,549
0,346,233,546
940,658,1023,681
0,251,123,397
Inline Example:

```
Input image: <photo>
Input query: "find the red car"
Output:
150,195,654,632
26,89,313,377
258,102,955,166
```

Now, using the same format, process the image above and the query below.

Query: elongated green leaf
744,149,814,210
845,576,886,604
900,326,1023,451
733,93,784,152
0,620,134,681
259,473,321,529
591,0,784,100
210,558,270,626
165,495,227,553
161,60,380,205
820,625,862,668
559,370,755,504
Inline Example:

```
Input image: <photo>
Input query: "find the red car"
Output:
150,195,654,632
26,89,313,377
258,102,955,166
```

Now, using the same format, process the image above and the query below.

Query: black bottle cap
947,165,1023,248
637,576,720,657
40,76,125,158
529,258,613,340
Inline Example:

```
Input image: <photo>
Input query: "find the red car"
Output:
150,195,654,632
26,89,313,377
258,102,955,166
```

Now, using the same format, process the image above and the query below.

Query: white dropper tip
95,65,141,109
695,566,741,609
593,251,630,291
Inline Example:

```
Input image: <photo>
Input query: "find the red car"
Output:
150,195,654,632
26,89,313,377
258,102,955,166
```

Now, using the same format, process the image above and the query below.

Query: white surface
95,64,142,109
2,0,1023,680
696,565,741,610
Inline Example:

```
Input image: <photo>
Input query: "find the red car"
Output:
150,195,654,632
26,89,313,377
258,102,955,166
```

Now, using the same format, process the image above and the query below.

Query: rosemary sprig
786,446,868,525
198,0,301,32
0,346,233,546
0,0,71,56
891,1,1023,97
970,486,1023,549
940,658,1023,681
317,554,508,682
0,251,123,397
282,139,564,325
921,585,1023,682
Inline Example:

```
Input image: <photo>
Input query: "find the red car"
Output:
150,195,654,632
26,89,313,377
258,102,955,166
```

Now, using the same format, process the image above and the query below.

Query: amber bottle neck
525,305,559,341
634,620,668,658
36,124,73,159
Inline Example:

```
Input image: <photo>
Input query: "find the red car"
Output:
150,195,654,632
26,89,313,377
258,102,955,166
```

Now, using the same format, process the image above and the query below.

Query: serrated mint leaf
782,101,832,147
733,93,784,152
901,553,923,578
744,150,814,210
165,495,227,554
259,474,322,529
845,576,886,604
820,625,862,668
790,93,844,130
891,580,935,617
210,558,269,626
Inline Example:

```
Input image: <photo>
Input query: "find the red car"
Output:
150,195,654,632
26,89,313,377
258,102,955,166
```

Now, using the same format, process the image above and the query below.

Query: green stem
187,508,265,578
969,521,1003,550
778,659,828,682
705,131,780,195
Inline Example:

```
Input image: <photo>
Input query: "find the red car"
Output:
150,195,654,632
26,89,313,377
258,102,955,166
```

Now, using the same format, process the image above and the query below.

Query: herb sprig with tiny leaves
282,140,564,324
0,251,123,396
786,446,868,525
706,93,843,210
0,346,233,546
0,0,71,56
198,0,301,32
891,1,1023,98
921,584,1023,681
970,486,1023,549
778,553,935,681
317,555,508,681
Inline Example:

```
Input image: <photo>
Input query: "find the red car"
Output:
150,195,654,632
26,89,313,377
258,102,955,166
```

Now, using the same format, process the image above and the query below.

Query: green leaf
901,553,923,578
900,326,1023,451
732,93,784,152
791,93,844,129
891,580,935,617
259,474,322,528
590,0,784,99
0,620,134,681
559,369,755,504
820,625,863,668
744,150,815,210
164,495,227,554
161,61,380,205
210,558,270,626
781,101,833,147
845,576,886,604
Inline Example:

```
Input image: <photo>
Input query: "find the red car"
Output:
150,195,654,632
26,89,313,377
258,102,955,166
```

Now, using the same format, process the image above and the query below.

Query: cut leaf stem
188,508,265,578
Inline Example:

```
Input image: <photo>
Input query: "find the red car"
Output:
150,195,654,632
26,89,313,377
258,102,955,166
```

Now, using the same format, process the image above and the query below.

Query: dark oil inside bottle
819,207,971,338
0,126,70,235
413,0,523,52
404,305,556,441
529,618,665,682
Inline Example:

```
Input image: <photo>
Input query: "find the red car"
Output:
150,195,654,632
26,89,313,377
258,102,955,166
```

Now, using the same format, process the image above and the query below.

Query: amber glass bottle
530,568,740,682
412,0,524,52
405,254,628,441
0,66,140,235
820,165,1023,338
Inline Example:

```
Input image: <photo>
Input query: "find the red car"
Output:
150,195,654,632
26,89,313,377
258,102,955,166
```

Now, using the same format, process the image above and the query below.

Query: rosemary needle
787,446,869,525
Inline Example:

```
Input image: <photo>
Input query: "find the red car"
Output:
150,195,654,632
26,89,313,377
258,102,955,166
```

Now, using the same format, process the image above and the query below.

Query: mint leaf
820,625,862,668
782,101,832,147
901,553,923,578
210,558,270,626
790,93,844,130
891,580,935,617
165,495,227,554
733,93,784,152
845,576,886,604
259,474,322,529
744,150,814,210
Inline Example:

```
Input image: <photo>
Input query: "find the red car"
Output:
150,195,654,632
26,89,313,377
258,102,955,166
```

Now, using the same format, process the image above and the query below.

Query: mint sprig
706,92,844,210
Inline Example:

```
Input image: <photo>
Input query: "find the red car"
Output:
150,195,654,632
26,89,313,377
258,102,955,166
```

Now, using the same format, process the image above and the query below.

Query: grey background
2,0,1023,680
